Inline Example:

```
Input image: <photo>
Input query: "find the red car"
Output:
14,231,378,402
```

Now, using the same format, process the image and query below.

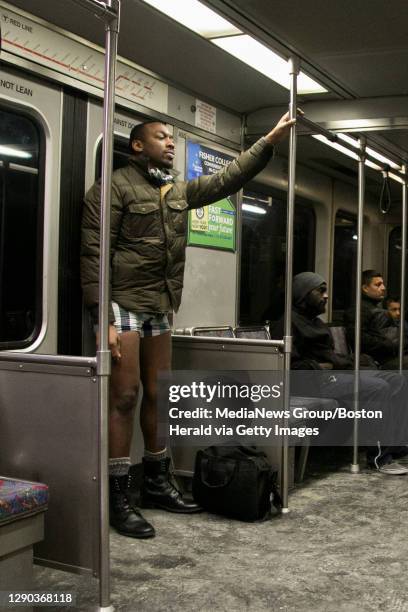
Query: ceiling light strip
312,135,405,183
212,35,326,94
142,0,326,94
142,0,242,38
302,118,405,181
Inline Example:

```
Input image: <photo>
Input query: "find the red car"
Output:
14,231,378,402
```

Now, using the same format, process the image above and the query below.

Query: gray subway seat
234,326,270,340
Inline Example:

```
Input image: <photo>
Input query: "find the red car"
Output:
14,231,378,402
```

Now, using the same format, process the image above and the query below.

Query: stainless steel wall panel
172,336,281,371
170,337,293,488
0,363,99,574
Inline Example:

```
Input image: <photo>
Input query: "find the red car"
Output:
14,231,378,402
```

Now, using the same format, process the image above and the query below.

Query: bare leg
140,331,172,452
139,331,200,512
109,331,140,458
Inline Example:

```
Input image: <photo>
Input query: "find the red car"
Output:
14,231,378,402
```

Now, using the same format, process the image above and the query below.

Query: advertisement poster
186,141,236,251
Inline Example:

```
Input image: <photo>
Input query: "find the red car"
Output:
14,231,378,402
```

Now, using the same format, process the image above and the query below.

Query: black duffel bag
192,445,282,522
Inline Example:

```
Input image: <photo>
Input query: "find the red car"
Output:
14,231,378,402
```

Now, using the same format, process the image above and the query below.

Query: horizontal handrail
298,116,406,180
298,115,337,141
172,334,284,348
0,352,97,368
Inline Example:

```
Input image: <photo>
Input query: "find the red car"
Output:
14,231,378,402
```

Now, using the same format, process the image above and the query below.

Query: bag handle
200,456,239,489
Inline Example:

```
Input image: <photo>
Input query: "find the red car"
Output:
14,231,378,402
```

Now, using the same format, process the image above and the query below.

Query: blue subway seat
0,478,48,526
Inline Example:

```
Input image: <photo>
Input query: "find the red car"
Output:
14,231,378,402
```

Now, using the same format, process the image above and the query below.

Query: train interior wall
172,127,240,329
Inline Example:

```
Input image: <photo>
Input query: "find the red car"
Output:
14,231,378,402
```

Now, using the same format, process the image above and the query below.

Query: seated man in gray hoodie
271,271,408,475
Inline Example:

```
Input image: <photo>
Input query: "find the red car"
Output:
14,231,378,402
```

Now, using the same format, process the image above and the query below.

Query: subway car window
387,226,402,297
239,189,315,325
95,135,129,179
332,211,357,320
0,108,43,347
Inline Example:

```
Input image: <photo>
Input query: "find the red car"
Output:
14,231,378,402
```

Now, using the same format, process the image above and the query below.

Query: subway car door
0,65,62,355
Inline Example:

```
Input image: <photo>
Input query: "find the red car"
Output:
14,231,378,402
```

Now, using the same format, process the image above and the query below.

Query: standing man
81,112,296,538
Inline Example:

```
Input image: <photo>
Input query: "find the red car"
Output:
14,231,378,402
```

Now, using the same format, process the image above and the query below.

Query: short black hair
128,120,167,152
362,269,383,286
384,295,401,308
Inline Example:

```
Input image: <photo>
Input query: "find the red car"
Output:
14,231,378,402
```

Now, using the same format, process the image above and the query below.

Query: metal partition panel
0,360,99,573
171,336,294,488
172,129,240,330
172,336,282,370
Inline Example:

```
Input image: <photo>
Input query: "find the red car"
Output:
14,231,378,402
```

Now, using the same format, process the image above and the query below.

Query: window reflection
95,135,129,180
332,211,357,320
388,226,403,297
240,189,315,325
0,109,39,167
0,108,42,345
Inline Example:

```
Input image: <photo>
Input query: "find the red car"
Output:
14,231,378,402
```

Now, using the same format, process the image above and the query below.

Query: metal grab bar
298,115,406,181
298,115,338,141
0,352,96,367
172,334,284,348
281,57,300,512
67,0,120,610
351,137,366,473
399,168,407,371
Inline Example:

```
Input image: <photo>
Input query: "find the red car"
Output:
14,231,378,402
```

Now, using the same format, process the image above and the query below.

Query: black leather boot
140,457,202,513
126,463,143,507
109,474,155,538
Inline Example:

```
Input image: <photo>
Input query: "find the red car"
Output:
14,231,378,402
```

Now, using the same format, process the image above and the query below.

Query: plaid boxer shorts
111,302,170,337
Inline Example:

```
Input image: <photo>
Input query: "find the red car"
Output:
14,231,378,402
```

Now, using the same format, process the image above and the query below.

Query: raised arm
186,112,296,209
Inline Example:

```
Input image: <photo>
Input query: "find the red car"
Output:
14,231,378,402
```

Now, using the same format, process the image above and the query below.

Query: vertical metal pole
235,114,247,327
0,167,6,338
398,165,407,371
97,2,119,611
281,56,299,512
351,136,366,473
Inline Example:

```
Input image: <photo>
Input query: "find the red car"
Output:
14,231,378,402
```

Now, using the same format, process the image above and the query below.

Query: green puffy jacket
80,137,274,320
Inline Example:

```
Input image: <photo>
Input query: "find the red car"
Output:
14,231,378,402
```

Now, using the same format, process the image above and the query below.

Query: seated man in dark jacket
384,295,408,346
271,271,408,475
344,270,408,368
274,272,353,370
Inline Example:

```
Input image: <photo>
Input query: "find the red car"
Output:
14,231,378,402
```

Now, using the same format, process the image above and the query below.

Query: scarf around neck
130,154,175,186
148,166,174,186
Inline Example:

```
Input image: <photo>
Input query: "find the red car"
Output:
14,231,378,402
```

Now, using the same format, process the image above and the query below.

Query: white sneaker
377,460,408,475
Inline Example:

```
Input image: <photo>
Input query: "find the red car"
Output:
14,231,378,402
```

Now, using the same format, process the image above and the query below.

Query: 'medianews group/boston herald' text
168,406,383,421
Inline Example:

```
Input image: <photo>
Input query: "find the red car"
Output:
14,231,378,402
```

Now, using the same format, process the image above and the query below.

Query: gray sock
144,448,167,461
109,457,131,476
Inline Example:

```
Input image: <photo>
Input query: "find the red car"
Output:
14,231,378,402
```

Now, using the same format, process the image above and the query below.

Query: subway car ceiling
8,0,408,200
